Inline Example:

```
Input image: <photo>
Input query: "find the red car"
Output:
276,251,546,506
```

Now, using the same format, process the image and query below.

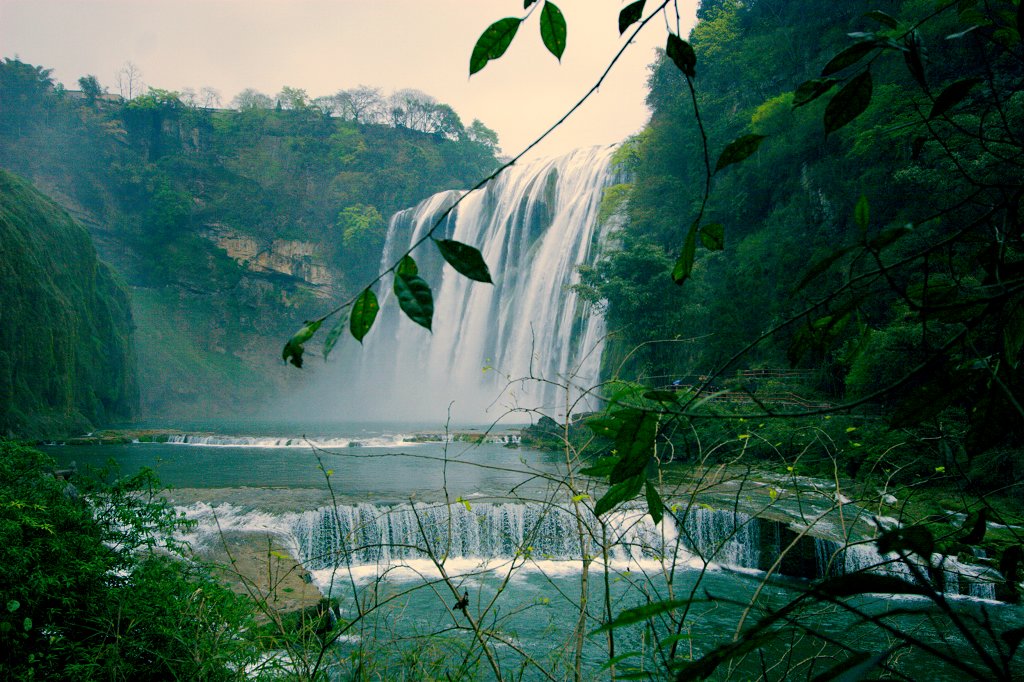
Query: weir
330,145,621,423
179,501,1000,599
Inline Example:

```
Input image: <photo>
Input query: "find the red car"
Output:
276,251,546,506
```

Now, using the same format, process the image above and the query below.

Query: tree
232,87,273,110
115,60,143,100
77,74,103,105
276,85,309,111
335,85,384,123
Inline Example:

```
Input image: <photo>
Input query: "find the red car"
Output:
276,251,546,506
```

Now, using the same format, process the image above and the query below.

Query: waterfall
177,501,1004,600
331,146,620,423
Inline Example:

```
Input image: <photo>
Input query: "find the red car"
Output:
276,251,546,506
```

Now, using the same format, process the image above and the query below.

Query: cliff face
0,170,137,437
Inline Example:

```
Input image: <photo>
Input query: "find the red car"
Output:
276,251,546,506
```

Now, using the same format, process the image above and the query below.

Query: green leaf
397,254,418,277
282,319,322,368
594,475,643,516
674,631,775,680
671,220,698,285
618,1,645,35
470,17,523,75
928,77,982,119
714,134,766,173
323,316,346,359
539,2,567,60
434,239,493,283
645,481,664,525
579,457,618,477
643,390,680,402
22,617,31,632
810,651,889,682
793,78,839,107
824,70,873,136
863,10,898,29
666,33,696,78
349,288,380,343
876,524,935,559
902,30,927,88
590,598,690,634
960,507,987,544
797,245,857,290
854,194,869,233
524,0,537,7
610,410,658,483
815,573,929,598
394,272,434,331
821,41,877,76
6,600,19,613
700,222,725,251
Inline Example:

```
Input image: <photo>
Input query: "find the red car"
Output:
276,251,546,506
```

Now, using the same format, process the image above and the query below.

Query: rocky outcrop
205,225,335,298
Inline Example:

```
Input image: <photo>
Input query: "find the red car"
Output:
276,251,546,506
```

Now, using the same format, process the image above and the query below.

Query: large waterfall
330,146,620,423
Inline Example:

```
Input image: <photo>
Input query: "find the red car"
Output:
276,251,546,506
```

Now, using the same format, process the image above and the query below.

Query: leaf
579,457,618,477
960,507,987,544
876,524,935,559
539,2,567,60
590,598,690,634
434,239,493,283
456,496,472,511
470,17,523,75
815,573,929,598
824,70,873,136
619,1,645,35
793,78,839,107
645,481,664,525
524,0,537,7
902,30,927,88
1002,626,1024,655
643,390,680,402
397,254,418,277
810,650,889,682
863,10,898,29
282,319,322,368
394,272,434,331
594,474,643,516
854,194,869,232
571,493,590,502
797,246,857,291
672,220,698,285
610,410,658,483
349,288,380,343
928,77,982,119
674,630,775,680
6,600,19,613
323,316,346,359
699,222,725,251
715,134,766,173
666,33,696,78
821,42,877,76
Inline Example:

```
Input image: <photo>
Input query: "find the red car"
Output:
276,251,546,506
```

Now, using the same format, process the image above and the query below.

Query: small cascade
163,434,413,448
175,501,1006,600
331,146,621,422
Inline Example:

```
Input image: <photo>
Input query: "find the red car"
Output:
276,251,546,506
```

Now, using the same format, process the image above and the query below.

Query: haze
1,0,699,157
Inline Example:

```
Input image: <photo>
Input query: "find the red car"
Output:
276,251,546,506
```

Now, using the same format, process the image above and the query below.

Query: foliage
0,170,136,437
0,441,259,679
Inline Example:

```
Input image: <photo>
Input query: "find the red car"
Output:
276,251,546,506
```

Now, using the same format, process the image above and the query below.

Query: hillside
0,59,500,421
0,170,136,437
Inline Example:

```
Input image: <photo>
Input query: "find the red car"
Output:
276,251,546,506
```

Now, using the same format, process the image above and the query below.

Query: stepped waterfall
332,145,620,422
179,501,998,599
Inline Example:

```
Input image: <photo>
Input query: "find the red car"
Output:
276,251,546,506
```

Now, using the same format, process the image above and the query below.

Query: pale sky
0,0,699,157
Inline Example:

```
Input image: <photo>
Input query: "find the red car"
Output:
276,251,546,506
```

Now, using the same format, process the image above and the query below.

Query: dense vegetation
572,0,1024,496
0,170,136,437
0,442,261,679
0,58,501,423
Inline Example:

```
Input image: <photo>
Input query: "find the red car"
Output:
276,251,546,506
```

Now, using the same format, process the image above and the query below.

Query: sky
0,0,699,158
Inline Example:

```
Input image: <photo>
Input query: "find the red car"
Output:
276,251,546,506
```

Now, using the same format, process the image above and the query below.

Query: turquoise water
43,427,1024,680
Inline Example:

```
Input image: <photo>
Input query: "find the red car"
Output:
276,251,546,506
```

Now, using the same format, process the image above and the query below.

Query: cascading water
328,146,621,423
